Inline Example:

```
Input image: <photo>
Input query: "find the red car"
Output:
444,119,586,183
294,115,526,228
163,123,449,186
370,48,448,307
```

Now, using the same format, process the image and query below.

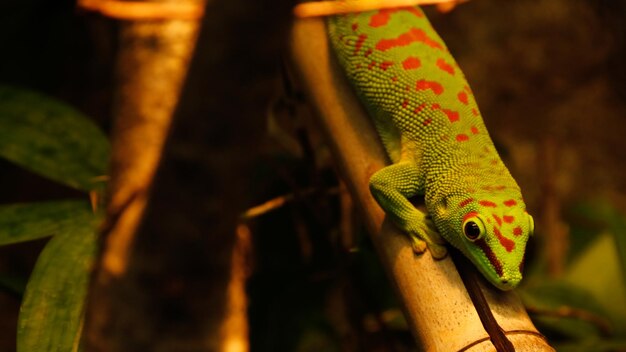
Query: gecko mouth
497,279,514,290
495,277,519,291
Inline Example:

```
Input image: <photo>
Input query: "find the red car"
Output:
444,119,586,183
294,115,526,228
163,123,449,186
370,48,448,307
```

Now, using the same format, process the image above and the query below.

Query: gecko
326,6,534,290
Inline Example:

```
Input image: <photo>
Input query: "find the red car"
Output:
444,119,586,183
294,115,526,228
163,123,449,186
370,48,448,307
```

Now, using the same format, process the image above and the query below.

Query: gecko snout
497,272,522,290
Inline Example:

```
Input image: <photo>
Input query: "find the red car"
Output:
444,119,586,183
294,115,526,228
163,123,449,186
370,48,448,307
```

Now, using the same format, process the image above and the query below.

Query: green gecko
327,6,534,290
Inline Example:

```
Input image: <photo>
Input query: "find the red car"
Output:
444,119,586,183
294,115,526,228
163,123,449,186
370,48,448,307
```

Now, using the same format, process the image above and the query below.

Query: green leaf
0,200,93,245
564,232,626,334
567,200,626,282
0,86,110,191
520,281,611,339
17,215,99,352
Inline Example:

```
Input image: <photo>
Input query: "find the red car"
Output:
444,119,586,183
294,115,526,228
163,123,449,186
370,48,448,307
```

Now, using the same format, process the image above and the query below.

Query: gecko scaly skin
327,7,534,290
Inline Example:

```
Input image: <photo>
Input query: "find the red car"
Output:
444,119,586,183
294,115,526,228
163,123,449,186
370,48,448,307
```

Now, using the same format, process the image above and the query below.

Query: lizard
326,5,534,290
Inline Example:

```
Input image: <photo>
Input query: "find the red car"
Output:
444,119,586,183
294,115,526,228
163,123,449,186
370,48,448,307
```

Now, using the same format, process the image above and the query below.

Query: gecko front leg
369,161,448,259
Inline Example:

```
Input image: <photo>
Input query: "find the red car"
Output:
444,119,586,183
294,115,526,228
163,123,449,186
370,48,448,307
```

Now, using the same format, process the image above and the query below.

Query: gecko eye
464,222,481,240
462,216,485,241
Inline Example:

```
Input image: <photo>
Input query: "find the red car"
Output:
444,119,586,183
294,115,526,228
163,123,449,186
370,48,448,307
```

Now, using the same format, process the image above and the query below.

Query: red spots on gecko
504,199,518,207
354,34,367,55
463,211,478,222
479,200,497,208
351,22,358,31
367,61,377,70
402,99,409,108
402,56,421,70
436,58,455,75
414,102,427,114
443,109,459,123
369,9,397,27
472,108,479,116
364,48,373,57
471,126,479,135
416,80,444,95
494,227,515,252
456,134,469,142
380,61,394,70
492,214,502,227
375,28,444,52
458,91,468,105
391,76,398,82
503,215,515,223
513,227,522,236
422,118,432,126
369,11,389,28
459,198,474,208
369,8,424,28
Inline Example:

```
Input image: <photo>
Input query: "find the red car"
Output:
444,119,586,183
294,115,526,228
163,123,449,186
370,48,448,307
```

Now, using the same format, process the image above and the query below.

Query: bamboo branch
83,2,203,350
293,0,469,18
78,0,205,20
288,17,554,351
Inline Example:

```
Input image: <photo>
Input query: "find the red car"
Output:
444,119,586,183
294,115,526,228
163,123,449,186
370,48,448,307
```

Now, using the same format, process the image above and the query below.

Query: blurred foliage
518,200,626,350
0,86,108,351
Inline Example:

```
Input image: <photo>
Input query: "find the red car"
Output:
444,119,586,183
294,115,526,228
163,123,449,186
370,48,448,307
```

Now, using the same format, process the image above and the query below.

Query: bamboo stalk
83,3,203,350
293,0,468,18
288,17,554,351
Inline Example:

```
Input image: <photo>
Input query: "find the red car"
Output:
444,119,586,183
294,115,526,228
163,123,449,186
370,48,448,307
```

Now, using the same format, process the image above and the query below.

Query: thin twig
240,186,342,221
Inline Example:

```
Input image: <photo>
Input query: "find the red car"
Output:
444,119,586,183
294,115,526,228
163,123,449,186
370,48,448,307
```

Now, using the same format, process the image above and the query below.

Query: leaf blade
0,200,93,245
16,215,99,352
0,86,110,191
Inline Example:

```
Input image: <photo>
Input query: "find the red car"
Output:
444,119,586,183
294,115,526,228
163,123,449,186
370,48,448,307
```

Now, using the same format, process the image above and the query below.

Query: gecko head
431,192,534,290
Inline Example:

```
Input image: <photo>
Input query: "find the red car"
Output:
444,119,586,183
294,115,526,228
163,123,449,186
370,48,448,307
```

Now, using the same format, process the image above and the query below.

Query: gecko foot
410,236,428,254
409,236,448,259
407,218,448,259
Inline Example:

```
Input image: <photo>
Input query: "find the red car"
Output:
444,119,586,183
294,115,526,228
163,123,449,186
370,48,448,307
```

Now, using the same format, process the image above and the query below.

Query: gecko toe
410,237,428,254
